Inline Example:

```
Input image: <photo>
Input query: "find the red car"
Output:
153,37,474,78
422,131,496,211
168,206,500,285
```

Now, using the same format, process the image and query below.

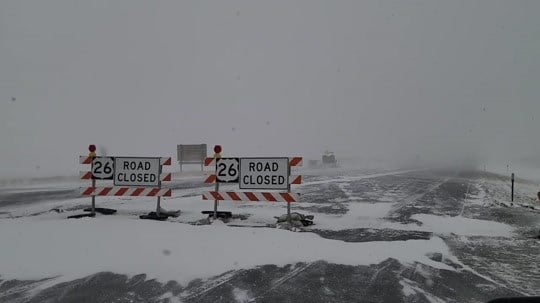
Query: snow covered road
0,169,539,302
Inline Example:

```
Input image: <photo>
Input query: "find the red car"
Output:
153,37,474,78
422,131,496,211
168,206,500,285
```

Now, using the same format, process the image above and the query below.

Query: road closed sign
114,157,160,187
239,158,289,190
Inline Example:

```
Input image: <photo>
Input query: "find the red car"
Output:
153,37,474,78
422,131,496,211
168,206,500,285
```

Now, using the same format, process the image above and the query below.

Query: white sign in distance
216,158,239,183
114,157,160,187
239,158,289,190
92,157,114,180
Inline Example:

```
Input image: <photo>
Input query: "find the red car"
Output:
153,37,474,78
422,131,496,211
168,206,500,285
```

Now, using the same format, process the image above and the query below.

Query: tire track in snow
269,262,313,291
299,169,423,187
181,270,243,302
387,177,451,220
248,262,313,302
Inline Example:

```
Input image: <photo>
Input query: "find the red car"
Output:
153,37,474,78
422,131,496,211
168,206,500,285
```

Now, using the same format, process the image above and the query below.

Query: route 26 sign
215,158,240,183
91,157,114,180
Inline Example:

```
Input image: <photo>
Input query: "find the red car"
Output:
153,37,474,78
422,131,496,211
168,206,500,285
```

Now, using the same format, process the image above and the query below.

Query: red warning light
213,145,222,154
88,145,97,152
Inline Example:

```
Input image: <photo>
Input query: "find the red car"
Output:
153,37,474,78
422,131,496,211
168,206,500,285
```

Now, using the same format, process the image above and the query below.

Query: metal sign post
88,145,97,216
287,164,292,225
90,156,114,216
212,157,240,218
91,178,96,215
213,146,222,220
511,173,515,202
214,181,219,220
157,163,163,217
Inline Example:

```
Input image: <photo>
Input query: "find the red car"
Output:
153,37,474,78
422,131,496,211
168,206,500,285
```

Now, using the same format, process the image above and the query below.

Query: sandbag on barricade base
67,213,96,219
139,212,169,221
274,212,314,227
202,211,232,219
83,208,117,215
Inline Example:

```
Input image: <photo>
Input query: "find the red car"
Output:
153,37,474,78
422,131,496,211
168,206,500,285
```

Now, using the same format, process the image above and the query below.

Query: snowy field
0,168,539,303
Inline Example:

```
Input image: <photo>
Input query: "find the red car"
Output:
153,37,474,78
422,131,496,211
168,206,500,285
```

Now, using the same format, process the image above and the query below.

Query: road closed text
114,157,160,187
116,172,156,183
242,175,286,186
239,158,289,190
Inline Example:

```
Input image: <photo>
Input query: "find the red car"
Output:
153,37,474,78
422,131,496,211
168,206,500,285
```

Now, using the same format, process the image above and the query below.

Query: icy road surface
0,169,539,303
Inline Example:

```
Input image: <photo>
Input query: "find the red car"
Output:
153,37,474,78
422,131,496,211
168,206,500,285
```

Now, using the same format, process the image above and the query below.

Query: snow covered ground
0,168,539,302
0,216,452,286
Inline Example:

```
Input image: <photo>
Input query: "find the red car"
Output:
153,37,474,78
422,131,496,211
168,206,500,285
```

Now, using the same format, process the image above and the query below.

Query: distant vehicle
322,151,338,168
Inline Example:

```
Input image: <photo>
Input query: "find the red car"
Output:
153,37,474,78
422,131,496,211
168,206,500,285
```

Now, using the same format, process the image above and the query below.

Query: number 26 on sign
216,158,239,183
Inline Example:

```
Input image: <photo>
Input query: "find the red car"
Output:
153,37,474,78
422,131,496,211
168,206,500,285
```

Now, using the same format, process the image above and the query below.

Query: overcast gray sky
1,0,539,178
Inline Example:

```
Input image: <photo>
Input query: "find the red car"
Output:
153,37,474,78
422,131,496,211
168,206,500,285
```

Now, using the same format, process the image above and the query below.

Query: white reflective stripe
81,187,170,196
251,192,265,201
201,191,298,202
